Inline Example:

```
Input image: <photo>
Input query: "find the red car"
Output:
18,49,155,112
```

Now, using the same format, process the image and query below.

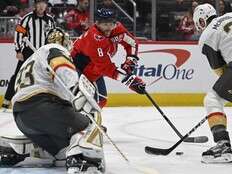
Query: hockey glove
121,55,139,74
71,74,101,113
122,75,146,94
72,91,95,113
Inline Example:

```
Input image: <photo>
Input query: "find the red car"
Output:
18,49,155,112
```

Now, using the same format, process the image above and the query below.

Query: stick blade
183,136,208,143
145,146,170,156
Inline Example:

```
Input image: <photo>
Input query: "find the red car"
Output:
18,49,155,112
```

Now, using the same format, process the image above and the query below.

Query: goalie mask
193,3,217,31
45,28,72,50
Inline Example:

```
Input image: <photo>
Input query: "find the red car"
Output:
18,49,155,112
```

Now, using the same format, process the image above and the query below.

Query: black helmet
34,0,48,4
95,8,116,23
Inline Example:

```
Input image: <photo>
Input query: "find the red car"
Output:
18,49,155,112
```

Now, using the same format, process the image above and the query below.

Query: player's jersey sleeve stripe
49,56,76,72
53,64,76,72
202,44,226,69
123,33,137,48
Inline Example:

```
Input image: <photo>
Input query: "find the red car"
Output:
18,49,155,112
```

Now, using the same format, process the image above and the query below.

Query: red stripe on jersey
208,112,225,118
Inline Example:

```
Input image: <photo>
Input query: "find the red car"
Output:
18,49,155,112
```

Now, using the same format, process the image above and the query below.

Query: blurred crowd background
0,0,232,41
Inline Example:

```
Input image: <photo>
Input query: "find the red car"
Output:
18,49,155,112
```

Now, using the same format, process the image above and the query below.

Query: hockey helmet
193,3,217,31
34,0,48,4
46,28,72,50
95,8,116,23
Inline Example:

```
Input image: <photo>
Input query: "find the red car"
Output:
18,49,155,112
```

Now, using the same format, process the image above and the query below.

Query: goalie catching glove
72,91,95,113
122,74,146,94
121,55,139,75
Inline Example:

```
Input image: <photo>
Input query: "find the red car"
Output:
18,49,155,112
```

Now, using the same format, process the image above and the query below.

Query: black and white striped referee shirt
15,11,55,52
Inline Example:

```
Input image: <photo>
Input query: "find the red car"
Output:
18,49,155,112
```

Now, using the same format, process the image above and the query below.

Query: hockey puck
175,151,184,155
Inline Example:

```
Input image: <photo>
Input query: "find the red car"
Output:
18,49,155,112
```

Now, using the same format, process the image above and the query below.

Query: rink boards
0,41,218,106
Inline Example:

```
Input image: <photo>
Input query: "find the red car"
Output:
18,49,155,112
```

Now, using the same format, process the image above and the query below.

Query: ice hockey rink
0,106,232,174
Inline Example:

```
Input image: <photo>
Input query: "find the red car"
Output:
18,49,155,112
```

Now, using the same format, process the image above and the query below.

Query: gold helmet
46,28,72,50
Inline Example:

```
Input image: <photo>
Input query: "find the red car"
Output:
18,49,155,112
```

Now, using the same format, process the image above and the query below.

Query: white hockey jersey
199,12,232,69
12,43,78,105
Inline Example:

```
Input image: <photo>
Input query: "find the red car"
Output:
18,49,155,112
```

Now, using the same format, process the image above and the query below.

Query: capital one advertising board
105,43,218,93
0,43,16,95
0,42,218,95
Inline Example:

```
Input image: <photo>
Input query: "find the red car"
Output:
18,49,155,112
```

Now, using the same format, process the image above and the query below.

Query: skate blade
202,153,232,163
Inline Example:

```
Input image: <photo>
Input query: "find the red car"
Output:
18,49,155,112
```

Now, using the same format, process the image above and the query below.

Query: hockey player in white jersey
193,3,232,163
0,28,105,173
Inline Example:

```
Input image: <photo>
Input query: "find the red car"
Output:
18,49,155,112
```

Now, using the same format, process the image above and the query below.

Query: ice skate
202,140,232,163
66,154,104,174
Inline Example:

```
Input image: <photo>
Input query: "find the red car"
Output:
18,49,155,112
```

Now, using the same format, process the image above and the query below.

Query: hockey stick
21,37,158,174
84,111,159,174
145,115,208,155
145,90,208,143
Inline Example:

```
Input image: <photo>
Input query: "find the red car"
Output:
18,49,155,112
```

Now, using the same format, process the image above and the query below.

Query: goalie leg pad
1,135,33,155
66,112,104,158
66,112,105,173
0,148,29,167
0,134,63,167
66,154,104,174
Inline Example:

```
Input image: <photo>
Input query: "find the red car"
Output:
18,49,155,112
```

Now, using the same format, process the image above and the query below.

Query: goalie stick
145,115,208,155
145,90,208,143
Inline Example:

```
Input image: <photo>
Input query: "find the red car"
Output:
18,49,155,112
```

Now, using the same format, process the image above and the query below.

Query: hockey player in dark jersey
71,8,146,109
193,3,232,163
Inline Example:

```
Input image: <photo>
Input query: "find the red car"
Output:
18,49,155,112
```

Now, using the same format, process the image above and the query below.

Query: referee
2,0,55,109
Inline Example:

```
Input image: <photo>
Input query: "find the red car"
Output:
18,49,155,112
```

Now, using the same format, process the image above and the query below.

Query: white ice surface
0,106,232,174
